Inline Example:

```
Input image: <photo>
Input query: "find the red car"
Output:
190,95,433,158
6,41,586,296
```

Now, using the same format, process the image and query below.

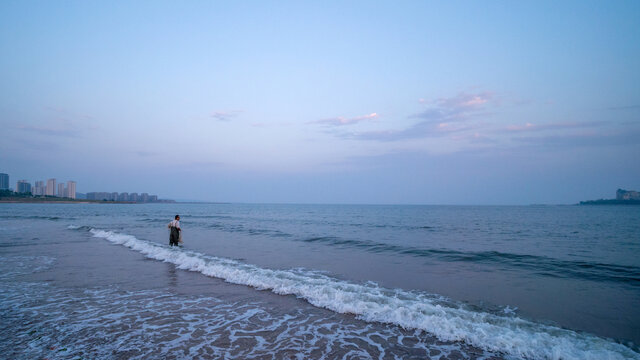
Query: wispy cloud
451,132,498,145
16,124,81,138
211,110,243,121
12,106,99,139
251,121,293,128
351,121,474,141
413,92,494,123
505,121,604,132
512,130,640,148
345,92,495,142
311,113,379,126
2,136,62,152
420,92,492,108
44,106,94,121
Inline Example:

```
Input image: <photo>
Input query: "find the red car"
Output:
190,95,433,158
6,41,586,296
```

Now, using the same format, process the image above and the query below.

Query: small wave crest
6,215,68,221
202,222,292,238
67,225,93,231
301,237,640,286
89,228,638,360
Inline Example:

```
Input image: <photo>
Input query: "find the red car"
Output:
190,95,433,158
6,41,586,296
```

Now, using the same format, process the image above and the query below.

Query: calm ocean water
0,203,638,359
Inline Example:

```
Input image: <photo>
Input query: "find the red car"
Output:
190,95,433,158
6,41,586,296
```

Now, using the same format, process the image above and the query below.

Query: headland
579,189,640,205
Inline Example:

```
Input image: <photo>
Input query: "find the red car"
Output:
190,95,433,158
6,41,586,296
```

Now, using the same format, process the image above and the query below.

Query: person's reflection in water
166,263,178,287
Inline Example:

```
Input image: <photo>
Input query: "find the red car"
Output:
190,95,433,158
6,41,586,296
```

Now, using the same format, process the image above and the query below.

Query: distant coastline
579,199,640,205
0,197,136,204
0,198,227,204
579,189,640,205
0,188,175,204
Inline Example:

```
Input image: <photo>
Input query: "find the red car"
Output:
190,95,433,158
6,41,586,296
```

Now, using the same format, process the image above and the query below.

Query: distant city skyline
0,170,170,202
85,192,160,202
2,172,78,199
1,1,638,204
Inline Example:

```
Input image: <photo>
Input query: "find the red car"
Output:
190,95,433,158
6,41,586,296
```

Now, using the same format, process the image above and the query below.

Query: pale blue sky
1,1,638,204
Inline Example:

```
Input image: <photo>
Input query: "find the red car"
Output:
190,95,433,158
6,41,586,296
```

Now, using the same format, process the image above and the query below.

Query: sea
0,203,638,360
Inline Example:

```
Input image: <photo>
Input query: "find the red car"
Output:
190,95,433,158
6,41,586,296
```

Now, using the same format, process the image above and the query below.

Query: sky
1,1,639,204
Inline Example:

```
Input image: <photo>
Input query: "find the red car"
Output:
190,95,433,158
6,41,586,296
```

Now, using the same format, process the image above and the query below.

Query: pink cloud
334,91,497,142
411,92,495,123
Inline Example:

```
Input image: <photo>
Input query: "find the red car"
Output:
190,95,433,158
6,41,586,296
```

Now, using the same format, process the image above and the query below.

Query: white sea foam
90,229,639,360
0,256,56,279
1,281,488,359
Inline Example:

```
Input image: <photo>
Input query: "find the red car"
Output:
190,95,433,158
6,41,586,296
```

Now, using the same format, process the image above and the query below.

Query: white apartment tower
58,183,66,197
46,178,56,196
66,181,76,199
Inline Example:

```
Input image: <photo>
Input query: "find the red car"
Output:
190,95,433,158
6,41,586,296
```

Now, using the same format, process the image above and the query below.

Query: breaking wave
89,229,638,360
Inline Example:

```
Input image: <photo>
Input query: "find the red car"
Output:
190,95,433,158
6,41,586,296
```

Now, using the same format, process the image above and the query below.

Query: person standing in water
168,215,181,246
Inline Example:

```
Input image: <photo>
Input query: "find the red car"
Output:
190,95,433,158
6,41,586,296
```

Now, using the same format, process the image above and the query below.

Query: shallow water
1,203,638,359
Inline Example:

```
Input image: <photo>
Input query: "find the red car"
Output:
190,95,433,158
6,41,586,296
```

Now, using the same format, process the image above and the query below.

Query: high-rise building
58,183,66,197
16,180,31,193
34,181,45,196
46,179,56,196
67,181,76,199
129,193,138,202
0,173,8,190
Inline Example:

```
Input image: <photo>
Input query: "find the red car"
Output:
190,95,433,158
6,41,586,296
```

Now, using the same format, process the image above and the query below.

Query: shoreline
579,199,640,205
0,197,219,205
0,198,135,204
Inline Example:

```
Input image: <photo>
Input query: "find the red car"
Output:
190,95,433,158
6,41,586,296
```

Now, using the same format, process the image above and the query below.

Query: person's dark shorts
169,227,180,246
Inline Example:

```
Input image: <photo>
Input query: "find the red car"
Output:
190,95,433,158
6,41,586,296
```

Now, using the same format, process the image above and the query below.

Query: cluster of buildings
1,172,171,203
34,179,77,198
616,189,640,201
1,173,76,199
86,192,159,202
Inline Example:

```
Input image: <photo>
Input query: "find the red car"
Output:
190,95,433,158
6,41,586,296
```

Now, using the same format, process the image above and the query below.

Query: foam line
90,229,639,360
